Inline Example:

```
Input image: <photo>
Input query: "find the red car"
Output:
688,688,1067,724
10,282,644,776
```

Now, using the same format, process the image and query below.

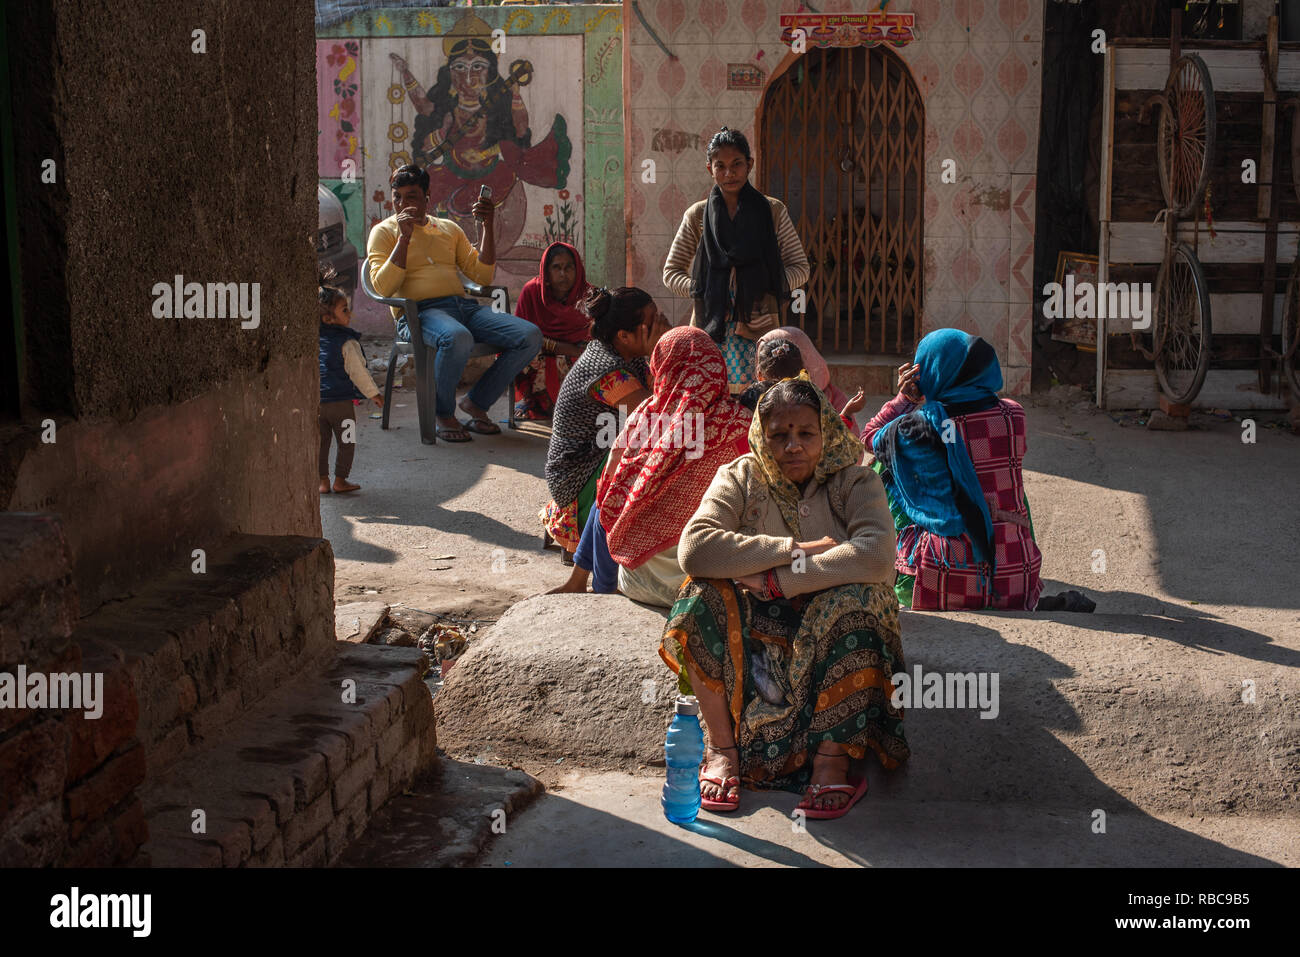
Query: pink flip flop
797,776,868,820
699,774,741,812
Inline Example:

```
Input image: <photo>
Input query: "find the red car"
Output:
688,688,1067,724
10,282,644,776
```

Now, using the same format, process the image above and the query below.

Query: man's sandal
436,424,472,443
797,748,868,821
461,416,501,435
699,744,741,812
458,399,501,434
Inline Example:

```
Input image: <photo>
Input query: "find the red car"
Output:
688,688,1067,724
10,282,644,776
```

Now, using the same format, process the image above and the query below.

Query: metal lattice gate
759,46,924,356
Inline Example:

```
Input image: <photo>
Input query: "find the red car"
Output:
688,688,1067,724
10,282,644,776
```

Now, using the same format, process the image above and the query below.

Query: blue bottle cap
675,695,699,716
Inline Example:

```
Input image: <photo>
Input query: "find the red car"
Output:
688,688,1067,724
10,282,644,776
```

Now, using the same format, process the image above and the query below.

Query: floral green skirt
659,578,910,793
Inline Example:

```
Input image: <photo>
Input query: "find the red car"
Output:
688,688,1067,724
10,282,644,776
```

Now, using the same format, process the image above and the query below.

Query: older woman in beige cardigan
660,376,908,819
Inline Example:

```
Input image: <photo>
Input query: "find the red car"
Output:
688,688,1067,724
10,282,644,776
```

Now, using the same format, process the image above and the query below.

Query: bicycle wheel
1154,242,1212,404
1157,55,1216,218
1284,254,1300,396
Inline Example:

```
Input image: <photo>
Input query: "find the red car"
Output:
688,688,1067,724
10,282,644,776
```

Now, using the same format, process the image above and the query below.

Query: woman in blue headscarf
861,329,1044,610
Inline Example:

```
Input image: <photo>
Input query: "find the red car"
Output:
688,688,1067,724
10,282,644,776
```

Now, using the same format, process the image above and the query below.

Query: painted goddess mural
387,13,572,264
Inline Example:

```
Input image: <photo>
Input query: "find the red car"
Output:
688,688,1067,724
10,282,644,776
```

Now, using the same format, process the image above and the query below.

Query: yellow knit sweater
366,215,495,318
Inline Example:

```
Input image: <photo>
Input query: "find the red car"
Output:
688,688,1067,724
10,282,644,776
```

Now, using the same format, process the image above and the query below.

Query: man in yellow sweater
367,165,542,442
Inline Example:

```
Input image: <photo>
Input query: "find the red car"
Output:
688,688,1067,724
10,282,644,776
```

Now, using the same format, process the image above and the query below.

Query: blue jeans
574,505,619,594
399,296,542,418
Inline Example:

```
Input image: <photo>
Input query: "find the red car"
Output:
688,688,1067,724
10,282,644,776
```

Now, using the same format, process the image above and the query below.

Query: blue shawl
871,329,1002,572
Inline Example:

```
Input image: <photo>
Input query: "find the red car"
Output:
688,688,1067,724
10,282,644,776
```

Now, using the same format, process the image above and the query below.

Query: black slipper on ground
1037,590,1096,613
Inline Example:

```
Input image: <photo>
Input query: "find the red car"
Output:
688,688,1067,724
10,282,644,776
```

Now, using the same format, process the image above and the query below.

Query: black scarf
689,182,785,343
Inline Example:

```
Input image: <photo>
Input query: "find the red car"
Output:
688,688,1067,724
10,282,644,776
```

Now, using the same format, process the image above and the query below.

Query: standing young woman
663,127,809,395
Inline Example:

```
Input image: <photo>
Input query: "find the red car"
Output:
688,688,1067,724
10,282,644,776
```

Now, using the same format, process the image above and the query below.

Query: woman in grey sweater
661,377,908,819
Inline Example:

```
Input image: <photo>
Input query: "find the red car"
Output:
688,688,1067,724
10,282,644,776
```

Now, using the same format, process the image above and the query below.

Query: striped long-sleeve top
662,196,810,323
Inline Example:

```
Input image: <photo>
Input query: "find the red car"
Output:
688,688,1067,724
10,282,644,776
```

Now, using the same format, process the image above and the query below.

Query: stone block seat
435,594,1299,817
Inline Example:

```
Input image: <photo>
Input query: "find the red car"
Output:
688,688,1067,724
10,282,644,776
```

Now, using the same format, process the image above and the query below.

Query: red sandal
797,778,868,820
797,748,868,820
699,745,741,812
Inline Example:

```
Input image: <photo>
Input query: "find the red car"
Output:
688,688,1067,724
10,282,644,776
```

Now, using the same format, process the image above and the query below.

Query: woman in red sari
513,242,593,419
596,325,753,605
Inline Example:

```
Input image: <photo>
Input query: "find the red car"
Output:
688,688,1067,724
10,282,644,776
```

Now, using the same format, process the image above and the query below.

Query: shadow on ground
1023,404,1300,610
320,391,551,564
1025,587,1300,668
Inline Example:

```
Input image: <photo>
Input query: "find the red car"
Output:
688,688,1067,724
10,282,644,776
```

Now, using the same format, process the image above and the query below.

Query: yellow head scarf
747,372,864,537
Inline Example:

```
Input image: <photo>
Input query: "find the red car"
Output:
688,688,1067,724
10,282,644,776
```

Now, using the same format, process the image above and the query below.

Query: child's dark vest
319,323,365,401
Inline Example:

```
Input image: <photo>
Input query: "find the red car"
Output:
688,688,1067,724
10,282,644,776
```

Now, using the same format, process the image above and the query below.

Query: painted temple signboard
779,12,919,49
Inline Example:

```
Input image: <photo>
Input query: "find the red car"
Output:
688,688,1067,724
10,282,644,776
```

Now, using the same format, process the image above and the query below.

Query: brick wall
0,515,145,866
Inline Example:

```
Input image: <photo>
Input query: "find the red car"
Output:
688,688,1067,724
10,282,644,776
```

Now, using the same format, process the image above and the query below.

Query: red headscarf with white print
597,326,752,569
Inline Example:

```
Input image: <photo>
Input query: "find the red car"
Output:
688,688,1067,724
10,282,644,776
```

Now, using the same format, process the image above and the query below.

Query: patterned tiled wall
626,0,1043,394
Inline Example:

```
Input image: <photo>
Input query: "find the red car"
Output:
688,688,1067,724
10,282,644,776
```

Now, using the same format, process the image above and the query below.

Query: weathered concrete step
476,770,1299,868
75,533,338,779
336,757,544,868
137,642,436,867
435,595,1300,816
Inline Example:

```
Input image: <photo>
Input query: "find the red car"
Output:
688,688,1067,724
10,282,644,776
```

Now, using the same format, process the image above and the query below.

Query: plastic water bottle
661,695,705,824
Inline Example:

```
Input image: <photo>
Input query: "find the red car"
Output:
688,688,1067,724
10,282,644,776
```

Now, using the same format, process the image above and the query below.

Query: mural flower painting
543,193,577,245
327,41,359,68
326,40,361,171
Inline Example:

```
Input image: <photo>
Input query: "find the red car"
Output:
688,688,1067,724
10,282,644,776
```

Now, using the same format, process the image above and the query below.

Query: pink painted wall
318,39,363,179
625,0,1042,394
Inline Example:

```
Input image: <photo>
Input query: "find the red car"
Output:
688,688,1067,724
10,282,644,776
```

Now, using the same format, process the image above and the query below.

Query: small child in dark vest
319,271,383,494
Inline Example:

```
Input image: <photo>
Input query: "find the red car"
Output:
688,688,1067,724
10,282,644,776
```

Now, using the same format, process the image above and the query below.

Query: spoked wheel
1283,254,1300,397
1154,242,1212,404
1157,55,1216,218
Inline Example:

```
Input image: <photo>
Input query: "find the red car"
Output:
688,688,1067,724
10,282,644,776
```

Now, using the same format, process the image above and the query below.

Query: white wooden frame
1096,42,1292,411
